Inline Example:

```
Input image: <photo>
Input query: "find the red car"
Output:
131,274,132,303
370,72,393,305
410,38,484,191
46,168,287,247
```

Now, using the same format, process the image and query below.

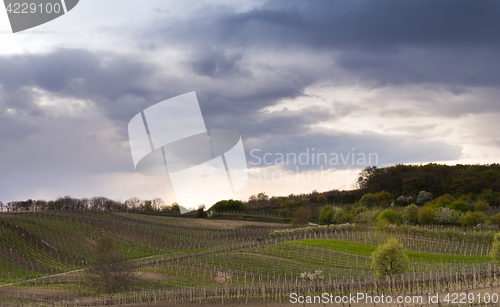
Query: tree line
0,196,177,213
358,163,500,202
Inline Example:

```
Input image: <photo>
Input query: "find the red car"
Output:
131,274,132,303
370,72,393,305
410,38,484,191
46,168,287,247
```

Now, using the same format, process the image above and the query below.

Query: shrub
418,207,435,224
435,208,462,225
318,206,334,224
434,208,452,224
343,204,353,213
376,209,403,224
195,208,207,218
371,238,409,277
360,193,377,208
374,218,391,230
374,191,393,208
461,211,487,226
416,191,433,204
316,195,328,203
211,199,245,212
352,202,366,215
292,207,312,225
331,209,356,224
278,208,291,218
447,200,469,213
338,213,355,224
402,204,419,224
432,194,455,208
490,233,500,261
357,209,380,225
474,200,491,212
397,195,415,205
489,212,500,227
170,203,180,212
449,210,462,225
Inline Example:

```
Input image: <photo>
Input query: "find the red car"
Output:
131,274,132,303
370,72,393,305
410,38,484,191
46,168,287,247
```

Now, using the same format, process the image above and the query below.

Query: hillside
0,211,496,306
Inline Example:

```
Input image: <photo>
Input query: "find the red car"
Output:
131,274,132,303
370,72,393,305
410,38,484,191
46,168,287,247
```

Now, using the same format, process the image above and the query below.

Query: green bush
418,207,435,224
211,199,245,212
461,211,487,226
490,233,500,261
318,206,334,224
352,202,367,215
373,191,393,208
357,209,380,225
343,204,353,213
360,193,377,208
489,212,500,227
474,200,491,212
402,204,419,224
316,195,328,203
376,209,403,224
447,200,469,213
431,194,455,208
195,208,207,218
339,213,355,224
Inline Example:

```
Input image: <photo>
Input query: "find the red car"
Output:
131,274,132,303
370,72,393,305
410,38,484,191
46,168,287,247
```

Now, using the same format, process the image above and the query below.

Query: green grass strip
293,239,490,263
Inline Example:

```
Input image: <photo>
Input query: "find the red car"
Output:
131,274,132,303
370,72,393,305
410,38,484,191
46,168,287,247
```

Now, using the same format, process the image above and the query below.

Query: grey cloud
0,48,155,123
141,0,500,91
335,47,500,88
189,46,247,77
219,0,500,48
386,124,438,135
143,0,500,50
245,129,462,171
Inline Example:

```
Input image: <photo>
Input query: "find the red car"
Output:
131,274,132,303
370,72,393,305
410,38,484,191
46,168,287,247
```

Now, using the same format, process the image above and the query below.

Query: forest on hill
358,163,500,204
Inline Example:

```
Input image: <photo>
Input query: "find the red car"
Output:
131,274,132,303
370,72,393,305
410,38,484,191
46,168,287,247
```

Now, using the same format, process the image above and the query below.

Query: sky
0,0,499,206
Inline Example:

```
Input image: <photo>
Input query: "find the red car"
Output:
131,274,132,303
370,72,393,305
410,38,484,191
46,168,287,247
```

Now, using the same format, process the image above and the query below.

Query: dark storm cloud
335,47,500,87
0,48,156,123
144,0,500,89
218,0,500,48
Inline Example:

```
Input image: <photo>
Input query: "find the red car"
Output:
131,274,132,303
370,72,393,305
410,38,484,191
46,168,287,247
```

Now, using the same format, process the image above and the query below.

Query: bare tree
125,197,142,211
87,237,133,293
152,198,165,211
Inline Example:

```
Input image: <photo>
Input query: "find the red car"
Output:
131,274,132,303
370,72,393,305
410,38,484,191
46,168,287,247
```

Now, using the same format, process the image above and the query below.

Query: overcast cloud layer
0,0,499,203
